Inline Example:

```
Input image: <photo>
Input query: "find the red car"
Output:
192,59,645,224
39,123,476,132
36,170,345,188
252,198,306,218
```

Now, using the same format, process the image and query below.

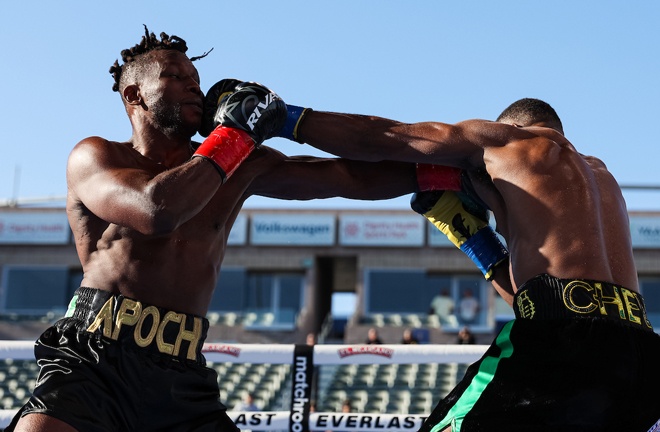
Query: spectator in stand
235,393,263,432
456,326,476,345
341,399,352,413
401,328,420,344
306,332,317,346
458,288,480,324
234,393,259,411
429,288,458,327
365,327,383,344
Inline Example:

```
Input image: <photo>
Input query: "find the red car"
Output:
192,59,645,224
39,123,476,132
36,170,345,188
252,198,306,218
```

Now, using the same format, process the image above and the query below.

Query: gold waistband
68,287,208,363
514,274,653,331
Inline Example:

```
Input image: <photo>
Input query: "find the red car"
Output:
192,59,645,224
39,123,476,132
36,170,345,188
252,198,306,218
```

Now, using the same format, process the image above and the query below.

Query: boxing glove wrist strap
416,163,463,191
193,126,255,183
278,105,311,143
459,227,510,280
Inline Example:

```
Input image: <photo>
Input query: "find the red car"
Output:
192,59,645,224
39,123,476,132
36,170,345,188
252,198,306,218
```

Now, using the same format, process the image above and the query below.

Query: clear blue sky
1,1,659,210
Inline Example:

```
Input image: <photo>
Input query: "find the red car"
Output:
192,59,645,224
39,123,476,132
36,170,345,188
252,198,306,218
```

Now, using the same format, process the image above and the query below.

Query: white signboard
227,214,247,245
0,212,70,244
339,215,424,246
630,216,660,248
250,214,335,246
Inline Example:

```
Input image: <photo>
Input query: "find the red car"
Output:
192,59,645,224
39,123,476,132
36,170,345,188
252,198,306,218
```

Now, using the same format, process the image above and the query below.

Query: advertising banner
339,215,424,246
630,216,660,248
250,214,335,246
0,212,70,244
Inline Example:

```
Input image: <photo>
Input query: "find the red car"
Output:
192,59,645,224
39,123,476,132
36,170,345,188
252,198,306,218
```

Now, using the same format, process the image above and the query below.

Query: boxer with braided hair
6,27,455,432
109,24,211,93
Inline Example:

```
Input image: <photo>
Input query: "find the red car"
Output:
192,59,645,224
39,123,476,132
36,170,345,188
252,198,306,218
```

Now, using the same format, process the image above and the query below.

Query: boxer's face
138,50,203,137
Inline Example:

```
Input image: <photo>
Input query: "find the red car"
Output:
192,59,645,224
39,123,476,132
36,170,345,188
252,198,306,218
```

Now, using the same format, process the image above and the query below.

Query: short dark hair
109,25,211,93
496,98,563,134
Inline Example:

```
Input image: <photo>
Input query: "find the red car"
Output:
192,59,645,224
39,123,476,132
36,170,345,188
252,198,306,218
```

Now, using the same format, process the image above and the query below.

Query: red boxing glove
416,163,463,191
193,126,254,183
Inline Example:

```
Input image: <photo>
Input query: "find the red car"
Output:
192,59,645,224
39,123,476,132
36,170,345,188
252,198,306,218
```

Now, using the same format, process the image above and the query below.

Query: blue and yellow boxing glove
412,165,509,280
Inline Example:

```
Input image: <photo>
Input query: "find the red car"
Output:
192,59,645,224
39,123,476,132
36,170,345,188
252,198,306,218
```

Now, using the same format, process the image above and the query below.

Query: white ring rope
0,341,488,430
0,341,488,363
203,342,488,365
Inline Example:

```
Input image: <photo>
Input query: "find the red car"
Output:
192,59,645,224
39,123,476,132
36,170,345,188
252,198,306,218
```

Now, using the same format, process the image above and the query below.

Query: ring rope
0,410,428,431
0,341,488,430
0,340,487,363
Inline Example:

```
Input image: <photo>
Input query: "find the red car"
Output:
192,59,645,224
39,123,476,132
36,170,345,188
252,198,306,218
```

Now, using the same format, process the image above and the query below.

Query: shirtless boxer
276,98,660,430
5,27,462,432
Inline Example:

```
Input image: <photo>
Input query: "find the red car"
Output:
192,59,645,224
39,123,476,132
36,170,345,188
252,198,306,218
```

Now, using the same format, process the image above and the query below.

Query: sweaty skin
65,50,418,317
296,112,638,296
17,49,420,432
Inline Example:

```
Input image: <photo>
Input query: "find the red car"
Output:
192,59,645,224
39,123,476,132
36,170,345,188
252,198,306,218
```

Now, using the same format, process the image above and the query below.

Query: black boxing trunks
5,287,240,432
419,274,660,432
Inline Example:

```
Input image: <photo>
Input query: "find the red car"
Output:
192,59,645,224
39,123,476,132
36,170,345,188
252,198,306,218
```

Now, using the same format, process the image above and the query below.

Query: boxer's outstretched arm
245,146,485,202
246,147,418,201
295,111,513,170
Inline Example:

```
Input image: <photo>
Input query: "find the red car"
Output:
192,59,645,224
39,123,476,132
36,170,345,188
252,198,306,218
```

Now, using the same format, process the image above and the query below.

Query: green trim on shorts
430,320,515,432
64,294,78,318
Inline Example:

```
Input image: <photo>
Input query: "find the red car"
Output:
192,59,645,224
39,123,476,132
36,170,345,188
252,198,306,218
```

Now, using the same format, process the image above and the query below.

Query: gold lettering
563,281,598,314
156,311,181,355
85,296,206,360
86,298,114,338
621,288,642,325
516,291,535,319
134,306,160,347
173,316,203,361
111,299,142,340
638,296,654,329
594,284,625,319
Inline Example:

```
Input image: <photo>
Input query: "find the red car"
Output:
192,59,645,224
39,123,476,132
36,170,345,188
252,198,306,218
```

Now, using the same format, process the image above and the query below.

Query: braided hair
109,25,211,93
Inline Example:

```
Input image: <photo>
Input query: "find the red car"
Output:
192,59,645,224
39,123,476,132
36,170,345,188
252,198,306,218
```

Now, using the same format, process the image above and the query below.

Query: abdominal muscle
79,230,224,316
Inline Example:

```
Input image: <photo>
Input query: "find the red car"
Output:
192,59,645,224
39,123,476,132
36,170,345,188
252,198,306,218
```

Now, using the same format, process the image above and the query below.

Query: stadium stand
316,361,468,415
0,353,471,421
